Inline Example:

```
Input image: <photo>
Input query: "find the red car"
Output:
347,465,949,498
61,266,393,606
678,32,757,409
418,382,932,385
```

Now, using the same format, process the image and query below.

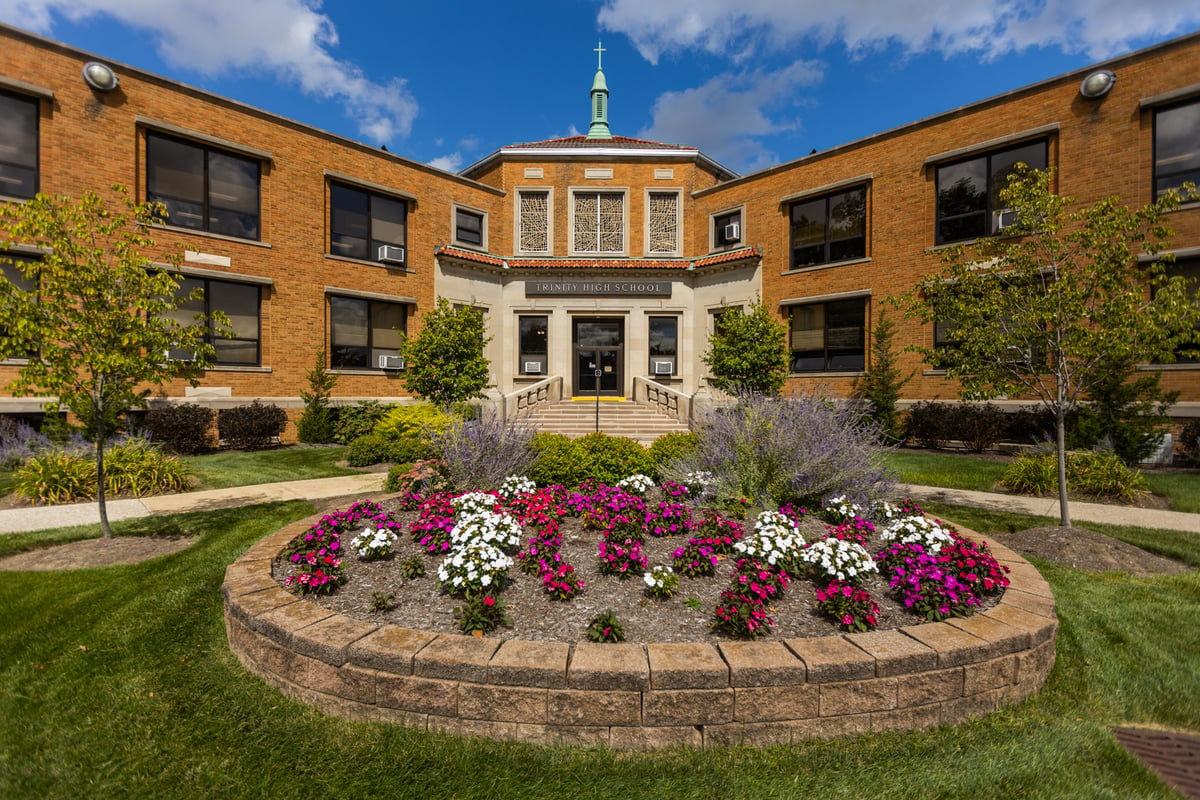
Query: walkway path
0,474,1197,535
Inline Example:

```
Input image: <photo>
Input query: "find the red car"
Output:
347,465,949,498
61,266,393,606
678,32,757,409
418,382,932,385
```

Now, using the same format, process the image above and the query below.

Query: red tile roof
502,135,698,151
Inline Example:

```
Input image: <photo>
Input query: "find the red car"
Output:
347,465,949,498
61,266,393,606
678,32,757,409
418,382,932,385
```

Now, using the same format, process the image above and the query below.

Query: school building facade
1,23,1198,435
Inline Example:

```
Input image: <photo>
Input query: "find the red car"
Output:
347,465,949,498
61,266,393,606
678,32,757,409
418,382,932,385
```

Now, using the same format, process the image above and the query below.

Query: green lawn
1,502,1197,798
181,446,362,490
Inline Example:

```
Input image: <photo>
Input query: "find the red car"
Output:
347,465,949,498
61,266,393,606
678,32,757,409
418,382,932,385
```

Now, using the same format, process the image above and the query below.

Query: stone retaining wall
223,513,1057,749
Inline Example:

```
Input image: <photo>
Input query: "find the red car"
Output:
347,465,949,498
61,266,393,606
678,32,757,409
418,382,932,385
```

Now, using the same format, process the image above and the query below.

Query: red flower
483,596,495,607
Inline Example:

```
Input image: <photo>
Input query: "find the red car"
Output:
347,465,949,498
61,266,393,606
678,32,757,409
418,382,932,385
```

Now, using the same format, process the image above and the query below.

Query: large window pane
207,151,260,239
936,139,1047,244
789,299,865,372
0,257,37,358
456,208,484,247
789,187,866,269
147,132,261,240
330,184,369,260
0,91,38,199
168,276,260,366
648,316,677,357
329,296,405,369
519,315,548,374
1155,100,1200,199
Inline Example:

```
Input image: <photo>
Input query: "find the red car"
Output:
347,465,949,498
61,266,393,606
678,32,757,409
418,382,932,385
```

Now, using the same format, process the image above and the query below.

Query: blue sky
2,0,1199,175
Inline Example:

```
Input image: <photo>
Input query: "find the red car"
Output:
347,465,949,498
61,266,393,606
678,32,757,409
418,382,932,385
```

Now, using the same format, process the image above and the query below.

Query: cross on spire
594,40,605,70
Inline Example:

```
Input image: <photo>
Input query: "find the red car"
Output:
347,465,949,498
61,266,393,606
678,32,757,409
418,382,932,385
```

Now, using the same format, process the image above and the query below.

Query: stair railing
632,376,692,428
501,375,563,421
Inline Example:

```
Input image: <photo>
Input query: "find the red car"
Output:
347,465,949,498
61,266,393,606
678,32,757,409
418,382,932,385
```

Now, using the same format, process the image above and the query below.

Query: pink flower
483,596,495,607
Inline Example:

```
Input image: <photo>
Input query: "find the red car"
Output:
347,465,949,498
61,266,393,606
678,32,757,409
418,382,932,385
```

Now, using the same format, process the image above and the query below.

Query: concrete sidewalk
0,472,387,534
0,473,1196,535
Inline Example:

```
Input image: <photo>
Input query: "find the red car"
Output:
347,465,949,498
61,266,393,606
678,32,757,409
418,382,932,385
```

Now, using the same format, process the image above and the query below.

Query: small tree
296,348,338,444
1069,355,1178,466
702,300,790,396
908,168,1200,526
0,187,223,537
400,297,491,408
856,308,911,443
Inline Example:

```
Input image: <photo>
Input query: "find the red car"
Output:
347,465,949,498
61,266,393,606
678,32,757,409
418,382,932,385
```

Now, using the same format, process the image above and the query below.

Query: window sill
1141,362,1199,371
922,369,951,376
789,371,866,378
782,257,871,275
1165,200,1200,213
201,365,272,373
152,224,270,248
325,253,415,273
0,358,32,366
327,368,400,376
0,194,33,205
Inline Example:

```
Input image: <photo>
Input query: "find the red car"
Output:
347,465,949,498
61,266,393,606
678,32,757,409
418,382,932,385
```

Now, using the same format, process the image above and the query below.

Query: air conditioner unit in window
164,348,195,362
523,361,544,375
993,208,1019,233
377,245,406,265
378,355,405,370
653,360,674,376
723,222,741,242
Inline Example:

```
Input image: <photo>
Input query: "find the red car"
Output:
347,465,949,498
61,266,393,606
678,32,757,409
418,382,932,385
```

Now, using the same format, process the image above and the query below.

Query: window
646,192,679,254
165,277,261,365
648,316,678,376
454,207,485,249
0,90,38,199
0,255,37,358
1160,258,1200,364
788,298,866,372
935,139,1047,244
518,190,550,253
329,183,407,263
147,132,261,240
713,208,742,248
518,315,547,375
573,191,624,253
1154,99,1200,200
789,187,866,268
329,296,405,369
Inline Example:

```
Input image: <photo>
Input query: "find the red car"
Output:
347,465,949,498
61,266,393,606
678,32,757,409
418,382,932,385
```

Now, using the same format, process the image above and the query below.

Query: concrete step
522,399,690,443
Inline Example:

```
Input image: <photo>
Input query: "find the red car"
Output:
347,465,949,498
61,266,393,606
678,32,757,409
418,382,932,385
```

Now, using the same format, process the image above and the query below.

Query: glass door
573,318,623,396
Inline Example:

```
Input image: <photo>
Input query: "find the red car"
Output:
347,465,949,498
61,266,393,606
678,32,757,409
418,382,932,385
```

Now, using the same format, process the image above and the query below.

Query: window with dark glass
329,183,408,262
935,139,1047,244
1154,99,1200,200
519,315,547,375
788,298,866,372
146,132,261,240
455,208,484,248
0,90,38,200
648,316,678,376
713,209,741,248
329,296,405,369
789,187,866,269
165,277,261,365
0,255,37,358
1157,258,1200,364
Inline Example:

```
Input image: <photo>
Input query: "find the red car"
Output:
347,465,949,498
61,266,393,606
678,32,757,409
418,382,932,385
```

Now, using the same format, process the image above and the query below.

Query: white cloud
639,60,823,172
598,0,1200,62
427,153,463,173
0,0,418,143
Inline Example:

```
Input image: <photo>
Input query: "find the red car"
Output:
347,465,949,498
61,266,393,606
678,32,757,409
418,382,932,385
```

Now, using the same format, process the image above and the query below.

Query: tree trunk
94,386,112,539
1055,407,1071,528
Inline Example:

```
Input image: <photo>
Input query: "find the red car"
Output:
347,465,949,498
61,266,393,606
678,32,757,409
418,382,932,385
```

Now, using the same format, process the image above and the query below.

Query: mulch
1114,727,1200,800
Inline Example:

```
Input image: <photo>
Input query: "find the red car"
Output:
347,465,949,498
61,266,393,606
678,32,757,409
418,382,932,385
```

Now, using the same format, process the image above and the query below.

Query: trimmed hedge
142,404,216,455
346,433,431,467
528,432,654,488
218,402,287,451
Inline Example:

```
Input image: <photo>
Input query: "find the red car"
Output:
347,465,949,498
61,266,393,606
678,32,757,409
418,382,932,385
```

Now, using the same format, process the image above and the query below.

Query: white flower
617,474,656,495
800,538,878,582
350,527,397,560
499,475,537,498
880,515,956,554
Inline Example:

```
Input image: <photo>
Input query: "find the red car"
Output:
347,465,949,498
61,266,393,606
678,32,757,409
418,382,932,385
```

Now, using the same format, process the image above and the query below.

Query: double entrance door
574,317,623,397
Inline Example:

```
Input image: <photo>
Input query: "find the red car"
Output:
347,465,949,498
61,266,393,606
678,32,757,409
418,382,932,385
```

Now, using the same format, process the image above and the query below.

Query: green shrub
646,431,698,479
218,402,287,451
14,439,190,503
296,349,338,444
574,433,654,487
1181,419,1200,465
1002,450,1148,502
14,450,97,504
528,433,585,488
332,400,395,445
905,400,952,449
374,403,455,440
346,433,430,467
142,403,215,455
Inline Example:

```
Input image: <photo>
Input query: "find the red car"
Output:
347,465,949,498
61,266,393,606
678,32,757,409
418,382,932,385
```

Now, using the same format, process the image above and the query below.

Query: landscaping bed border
222,505,1057,749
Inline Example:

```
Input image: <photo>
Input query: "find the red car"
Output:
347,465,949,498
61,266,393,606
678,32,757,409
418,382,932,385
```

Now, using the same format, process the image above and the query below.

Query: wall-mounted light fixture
81,61,119,92
1079,70,1116,99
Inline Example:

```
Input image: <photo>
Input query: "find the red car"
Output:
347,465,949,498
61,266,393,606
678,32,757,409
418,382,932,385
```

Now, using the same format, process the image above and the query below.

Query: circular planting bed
222,490,1058,749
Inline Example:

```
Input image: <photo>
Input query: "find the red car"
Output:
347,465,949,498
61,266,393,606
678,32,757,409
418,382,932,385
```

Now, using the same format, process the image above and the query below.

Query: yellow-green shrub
15,439,190,504
374,403,455,440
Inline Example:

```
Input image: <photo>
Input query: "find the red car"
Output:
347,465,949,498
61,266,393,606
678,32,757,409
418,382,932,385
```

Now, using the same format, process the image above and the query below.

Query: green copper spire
586,40,612,140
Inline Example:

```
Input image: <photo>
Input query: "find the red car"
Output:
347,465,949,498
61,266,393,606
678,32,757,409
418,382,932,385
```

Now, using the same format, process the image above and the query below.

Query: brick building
1,23,1198,435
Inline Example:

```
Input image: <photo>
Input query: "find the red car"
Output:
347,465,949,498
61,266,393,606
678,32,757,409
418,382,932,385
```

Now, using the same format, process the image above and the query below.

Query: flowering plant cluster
578,486,646,529
505,487,565,536
777,503,809,525
689,511,744,550
450,510,524,554
597,538,647,578
498,474,537,499
880,515,957,555
814,579,879,632
454,594,511,634
616,473,656,495
876,535,1009,621
350,527,398,561
436,540,514,597
681,470,714,495
659,479,689,498
280,502,402,594
732,510,806,572
671,541,719,577
643,501,693,538
408,493,457,554
586,609,625,642
450,491,500,517
711,557,790,639
799,537,879,584
542,561,584,600
643,565,679,599
872,498,924,521
824,517,876,545
820,495,865,525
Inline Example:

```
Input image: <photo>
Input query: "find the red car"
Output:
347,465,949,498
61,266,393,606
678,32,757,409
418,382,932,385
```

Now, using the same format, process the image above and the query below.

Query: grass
1,501,1198,798
181,446,362,490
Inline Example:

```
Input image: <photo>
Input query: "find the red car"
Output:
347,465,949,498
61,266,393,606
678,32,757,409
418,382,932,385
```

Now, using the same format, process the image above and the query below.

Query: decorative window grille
574,192,624,253
647,193,678,254
519,191,549,253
